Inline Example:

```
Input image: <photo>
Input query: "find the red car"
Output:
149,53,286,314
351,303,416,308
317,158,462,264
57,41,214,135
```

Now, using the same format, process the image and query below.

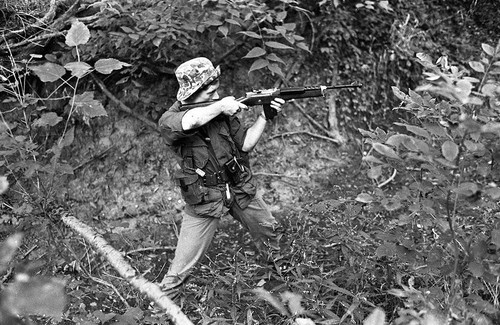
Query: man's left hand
270,98,285,114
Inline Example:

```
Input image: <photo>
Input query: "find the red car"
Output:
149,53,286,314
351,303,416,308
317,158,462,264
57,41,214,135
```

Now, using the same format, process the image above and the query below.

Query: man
158,57,285,297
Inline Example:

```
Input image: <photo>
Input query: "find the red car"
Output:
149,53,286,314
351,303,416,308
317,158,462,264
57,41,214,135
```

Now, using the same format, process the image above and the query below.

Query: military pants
160,193,282,290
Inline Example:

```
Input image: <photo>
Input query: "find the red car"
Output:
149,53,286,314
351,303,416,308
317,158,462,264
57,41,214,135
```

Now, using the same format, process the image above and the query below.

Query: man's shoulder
168,101,182,112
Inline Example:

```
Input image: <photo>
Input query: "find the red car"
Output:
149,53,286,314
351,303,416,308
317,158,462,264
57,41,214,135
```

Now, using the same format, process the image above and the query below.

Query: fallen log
53,206,194,325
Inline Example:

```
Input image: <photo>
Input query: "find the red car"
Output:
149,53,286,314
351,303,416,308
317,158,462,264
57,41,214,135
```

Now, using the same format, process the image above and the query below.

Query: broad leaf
266,53,285,64
485,187,500,200
381,198,402,211
32,112,62,127
65,21,90,47
416,52,433,64
372,143,400,160
423,123,448,138
469,61,485,73
467,261,484,277
481,43,495,56
30,63,66,82
64,61,92,78
355,193,373,203
225,18,241,26
367,166,382,179
362,155,384,164
265,41,293,50
455,80,473,103
452,182,479,196
268,63,284,76
94,59,130,75
60,127,75,148
358,128,376,138
441,141,459,161
404,124,431,140
218,25,229,37
392,87,408,101
243,47,266,59
73,92,107,119
249,59,268,73
238,31,262,39
296,42,310,52
386,134,410,147
481,83,498,97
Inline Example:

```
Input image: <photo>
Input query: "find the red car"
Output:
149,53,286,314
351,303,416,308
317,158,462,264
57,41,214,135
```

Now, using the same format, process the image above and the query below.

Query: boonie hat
175,57,220,101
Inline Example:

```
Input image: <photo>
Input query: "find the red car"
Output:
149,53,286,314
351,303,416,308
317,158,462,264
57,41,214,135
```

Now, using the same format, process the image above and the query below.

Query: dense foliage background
1,0,499,324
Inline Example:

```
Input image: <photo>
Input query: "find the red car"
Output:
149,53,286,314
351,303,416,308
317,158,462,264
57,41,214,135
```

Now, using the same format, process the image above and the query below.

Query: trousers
160,193,282,289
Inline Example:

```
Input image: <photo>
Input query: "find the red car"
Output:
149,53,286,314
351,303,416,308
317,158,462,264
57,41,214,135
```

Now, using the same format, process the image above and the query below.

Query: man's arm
181,96,246,131
241,114,268,152
241,98,285,152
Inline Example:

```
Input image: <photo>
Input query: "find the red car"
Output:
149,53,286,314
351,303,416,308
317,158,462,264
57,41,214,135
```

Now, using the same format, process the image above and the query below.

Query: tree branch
91,75,160,132
268,130,341,145
291,101,341,142
0,32,64,51
125,246,176,255
253,172,301,178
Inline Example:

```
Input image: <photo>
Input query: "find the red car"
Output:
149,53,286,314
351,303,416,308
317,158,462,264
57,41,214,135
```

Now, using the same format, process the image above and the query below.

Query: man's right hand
218,96,248,116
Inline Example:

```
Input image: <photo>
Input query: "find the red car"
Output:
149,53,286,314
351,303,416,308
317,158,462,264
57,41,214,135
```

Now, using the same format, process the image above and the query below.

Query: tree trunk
326,62,347,145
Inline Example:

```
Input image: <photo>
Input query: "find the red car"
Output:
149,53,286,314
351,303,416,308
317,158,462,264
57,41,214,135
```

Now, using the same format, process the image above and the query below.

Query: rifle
180,82,362,120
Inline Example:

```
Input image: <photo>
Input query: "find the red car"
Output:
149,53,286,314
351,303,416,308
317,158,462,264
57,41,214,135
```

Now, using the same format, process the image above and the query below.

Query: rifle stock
180,82,362,120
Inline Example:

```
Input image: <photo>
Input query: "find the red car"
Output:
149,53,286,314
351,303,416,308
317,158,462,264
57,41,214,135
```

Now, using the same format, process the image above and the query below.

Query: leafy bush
0,20,128,213
80,0,310,82
359,40,500,323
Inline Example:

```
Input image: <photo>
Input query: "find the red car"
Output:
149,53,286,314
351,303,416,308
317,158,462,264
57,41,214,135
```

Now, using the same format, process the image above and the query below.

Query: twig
91,75,160,132
269,130,340,144
253,172,301,178
49,0,81,31
378,168,397,188
0,32,64,51
292,101,337,138
73,146,115,171
21,245,38,259
90,276,130,308
0,267,14,284
317,155,345,165
125,246,176,255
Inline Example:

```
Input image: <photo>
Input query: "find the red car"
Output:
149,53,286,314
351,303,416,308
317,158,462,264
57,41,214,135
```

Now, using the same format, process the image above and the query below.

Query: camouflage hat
175,57,220,101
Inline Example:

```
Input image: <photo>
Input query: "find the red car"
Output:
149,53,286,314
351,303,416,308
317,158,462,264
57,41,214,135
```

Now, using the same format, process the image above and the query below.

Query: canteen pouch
224,157,244,185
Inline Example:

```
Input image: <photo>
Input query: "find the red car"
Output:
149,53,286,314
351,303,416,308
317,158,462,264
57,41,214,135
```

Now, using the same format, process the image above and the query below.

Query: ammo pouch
176,173,207,205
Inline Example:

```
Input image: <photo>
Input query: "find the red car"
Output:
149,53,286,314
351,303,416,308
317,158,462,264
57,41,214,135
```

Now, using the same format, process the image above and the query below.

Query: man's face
192,79,220,103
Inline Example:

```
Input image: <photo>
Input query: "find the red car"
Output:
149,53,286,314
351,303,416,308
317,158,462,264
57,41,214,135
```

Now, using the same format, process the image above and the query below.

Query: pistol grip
263,104,277,120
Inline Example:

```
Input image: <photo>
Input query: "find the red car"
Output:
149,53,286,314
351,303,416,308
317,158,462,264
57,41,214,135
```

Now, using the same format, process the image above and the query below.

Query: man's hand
219,96,248,116
270,98,285,114
260,97,285,120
